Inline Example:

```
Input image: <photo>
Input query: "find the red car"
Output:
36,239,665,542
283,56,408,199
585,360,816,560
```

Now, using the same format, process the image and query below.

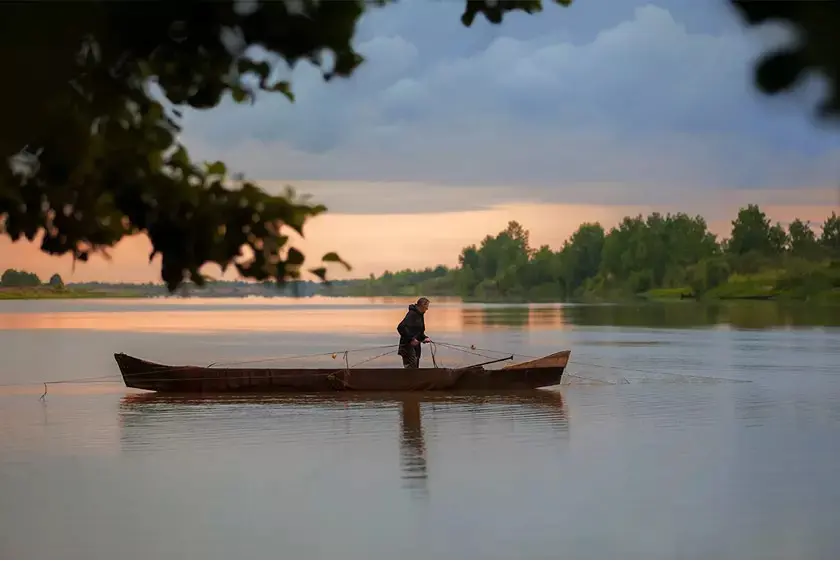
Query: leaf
206,161,226,175
756,48,806,94
0,0,574,294
287,247,305,266
231,85,249,104
269,81,294,102
170,145,190,167
309,267,327,281
322,251,352,271
190,269,206,286
238,59,271,81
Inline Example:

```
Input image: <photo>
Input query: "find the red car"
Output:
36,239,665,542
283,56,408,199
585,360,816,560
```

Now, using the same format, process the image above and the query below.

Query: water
1,297,839,558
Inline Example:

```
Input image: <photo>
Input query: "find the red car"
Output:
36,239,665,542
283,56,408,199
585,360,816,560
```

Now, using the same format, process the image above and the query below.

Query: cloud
179,1,840,213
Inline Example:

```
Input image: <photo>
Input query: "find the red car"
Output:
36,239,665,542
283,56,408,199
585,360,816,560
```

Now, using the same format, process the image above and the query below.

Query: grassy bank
637,261,840,304
0,287,148,300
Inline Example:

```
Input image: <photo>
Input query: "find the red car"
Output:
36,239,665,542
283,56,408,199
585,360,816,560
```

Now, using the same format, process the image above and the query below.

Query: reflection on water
117,391,569,500
463,305,566,330
399,399,427,495
2,298,840,558
1,298,838,335
561,301,840,328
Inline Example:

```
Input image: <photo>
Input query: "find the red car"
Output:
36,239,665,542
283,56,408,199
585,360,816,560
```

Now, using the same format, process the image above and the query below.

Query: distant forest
3,204,838,303
323,205,840,303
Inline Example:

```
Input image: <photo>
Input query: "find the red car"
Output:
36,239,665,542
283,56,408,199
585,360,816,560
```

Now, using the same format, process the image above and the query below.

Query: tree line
330,205,840,302
1,269,64,288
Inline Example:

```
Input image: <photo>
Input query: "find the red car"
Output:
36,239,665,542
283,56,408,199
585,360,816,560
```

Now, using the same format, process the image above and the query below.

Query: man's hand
423,338,432,344
411,339,420,346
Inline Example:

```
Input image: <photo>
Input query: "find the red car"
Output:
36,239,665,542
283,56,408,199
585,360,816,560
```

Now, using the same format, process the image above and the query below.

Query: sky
3,0,840,282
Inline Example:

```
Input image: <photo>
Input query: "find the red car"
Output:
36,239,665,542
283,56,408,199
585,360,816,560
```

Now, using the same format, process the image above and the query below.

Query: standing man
397,297,432,368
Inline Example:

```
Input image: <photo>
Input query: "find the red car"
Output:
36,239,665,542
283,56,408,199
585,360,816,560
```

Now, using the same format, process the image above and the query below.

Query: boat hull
114,351,570,393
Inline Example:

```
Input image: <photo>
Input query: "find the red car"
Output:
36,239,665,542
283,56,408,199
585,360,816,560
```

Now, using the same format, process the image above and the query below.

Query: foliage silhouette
0,269,41,288
1,0,838,291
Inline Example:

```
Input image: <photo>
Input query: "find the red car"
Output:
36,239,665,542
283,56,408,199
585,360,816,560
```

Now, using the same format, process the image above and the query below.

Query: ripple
3,302,840,559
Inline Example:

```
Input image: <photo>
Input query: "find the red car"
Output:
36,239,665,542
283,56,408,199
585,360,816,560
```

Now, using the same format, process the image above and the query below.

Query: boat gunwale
113,350,570,393
114,349,571,374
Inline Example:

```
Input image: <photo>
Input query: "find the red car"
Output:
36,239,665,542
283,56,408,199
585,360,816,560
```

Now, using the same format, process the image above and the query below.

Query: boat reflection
119,390,568,497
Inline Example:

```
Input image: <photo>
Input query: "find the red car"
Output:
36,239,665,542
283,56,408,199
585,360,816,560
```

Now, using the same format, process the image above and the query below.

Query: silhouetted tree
1,0,838,291
1,269,41,287
727,205,788,257
787,219,821,259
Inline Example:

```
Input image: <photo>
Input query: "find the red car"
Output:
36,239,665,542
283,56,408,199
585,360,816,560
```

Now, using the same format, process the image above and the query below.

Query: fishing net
202,342,744,386
558,359,749,386
5,339,748,398
204,342,519,371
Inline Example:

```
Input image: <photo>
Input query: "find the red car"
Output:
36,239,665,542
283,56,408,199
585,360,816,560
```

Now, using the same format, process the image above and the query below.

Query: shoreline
0,288,148,300
2,287,838,304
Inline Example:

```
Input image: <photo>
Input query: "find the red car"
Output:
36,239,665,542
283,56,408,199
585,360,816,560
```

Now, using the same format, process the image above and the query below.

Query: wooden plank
502,350,571,370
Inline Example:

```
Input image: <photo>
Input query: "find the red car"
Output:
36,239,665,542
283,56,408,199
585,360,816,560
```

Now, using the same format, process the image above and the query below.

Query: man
397,297,432,368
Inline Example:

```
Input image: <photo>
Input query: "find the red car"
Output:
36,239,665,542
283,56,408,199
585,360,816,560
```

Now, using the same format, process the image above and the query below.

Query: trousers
399,344,421,368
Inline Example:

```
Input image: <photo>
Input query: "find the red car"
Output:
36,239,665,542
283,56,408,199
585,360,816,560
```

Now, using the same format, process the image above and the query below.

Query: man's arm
415,318,429,343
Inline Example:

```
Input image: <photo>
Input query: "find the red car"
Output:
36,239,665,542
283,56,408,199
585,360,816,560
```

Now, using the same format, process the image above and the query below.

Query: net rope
0,339,749,399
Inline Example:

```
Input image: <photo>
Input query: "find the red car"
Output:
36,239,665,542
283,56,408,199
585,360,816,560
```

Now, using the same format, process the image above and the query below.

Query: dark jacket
397,304,427,348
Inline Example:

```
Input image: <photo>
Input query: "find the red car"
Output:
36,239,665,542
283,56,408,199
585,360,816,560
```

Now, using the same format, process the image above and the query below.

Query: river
1,297,839,558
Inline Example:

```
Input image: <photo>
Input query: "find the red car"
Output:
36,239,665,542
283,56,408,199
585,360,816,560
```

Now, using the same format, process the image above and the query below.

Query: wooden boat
114,350,571,393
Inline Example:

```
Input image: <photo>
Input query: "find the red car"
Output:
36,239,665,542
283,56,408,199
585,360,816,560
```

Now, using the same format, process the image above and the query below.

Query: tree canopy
727,204,788,257
1,0,838,291
338,207,840,302
1,269,41,287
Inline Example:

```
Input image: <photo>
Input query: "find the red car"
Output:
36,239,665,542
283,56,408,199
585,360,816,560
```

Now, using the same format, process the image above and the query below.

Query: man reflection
399,399,428,495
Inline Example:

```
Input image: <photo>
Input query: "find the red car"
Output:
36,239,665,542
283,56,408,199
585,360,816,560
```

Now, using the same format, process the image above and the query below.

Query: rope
566,358,749,384
0,344,404,397
8,351,404,392
348,349,397,368
433,342,499,361
2,341,523,394
1,342,525,393
434,342,539,361
436,341,748,384
110,349,403,386
326,348,399,387
434,341,749,384
207,344,399,368
437,342,540,359
6,338,748,397
343,350,350,384
96,344,511,386
0,373,123,389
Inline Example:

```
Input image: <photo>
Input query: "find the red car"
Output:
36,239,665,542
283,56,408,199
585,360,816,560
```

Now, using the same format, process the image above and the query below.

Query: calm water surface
1,297,839,559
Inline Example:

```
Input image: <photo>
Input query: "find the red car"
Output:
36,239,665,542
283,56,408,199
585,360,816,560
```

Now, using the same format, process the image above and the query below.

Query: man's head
416,297,430,313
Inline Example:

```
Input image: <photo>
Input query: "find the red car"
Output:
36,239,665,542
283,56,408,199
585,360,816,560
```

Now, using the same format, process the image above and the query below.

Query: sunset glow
2,186,836,284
